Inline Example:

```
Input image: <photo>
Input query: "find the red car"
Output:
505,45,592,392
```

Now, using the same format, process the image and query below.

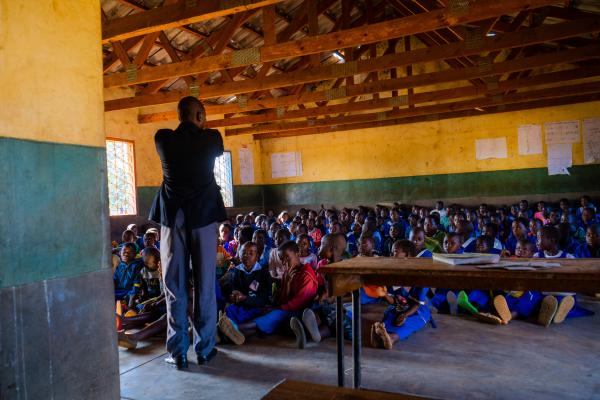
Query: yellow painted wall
258,101,600,184
0,0,104,147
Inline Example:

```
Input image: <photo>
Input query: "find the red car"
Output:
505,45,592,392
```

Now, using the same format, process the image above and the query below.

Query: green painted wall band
0,137,110,288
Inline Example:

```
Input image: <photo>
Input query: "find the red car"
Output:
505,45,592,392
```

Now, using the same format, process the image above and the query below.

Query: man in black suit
149,97,227,369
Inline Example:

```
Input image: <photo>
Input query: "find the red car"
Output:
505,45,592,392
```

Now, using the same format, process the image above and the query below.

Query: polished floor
119,297,600,400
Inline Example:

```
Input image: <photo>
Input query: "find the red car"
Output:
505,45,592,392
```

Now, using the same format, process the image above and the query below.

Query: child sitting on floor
218,242,272,345
221,241,318,344
296,233,318,270
575,224,600,258
409,227,433,257
371,248,431,349
114,243,143,303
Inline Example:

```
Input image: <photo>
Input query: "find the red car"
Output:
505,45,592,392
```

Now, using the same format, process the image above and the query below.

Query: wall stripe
0,137,110,288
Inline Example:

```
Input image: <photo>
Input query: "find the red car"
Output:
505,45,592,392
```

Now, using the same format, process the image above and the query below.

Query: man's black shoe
197,348,218,365
165,354,188,370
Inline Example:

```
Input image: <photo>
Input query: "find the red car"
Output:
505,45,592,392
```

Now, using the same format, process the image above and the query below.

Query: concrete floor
119,297,600,400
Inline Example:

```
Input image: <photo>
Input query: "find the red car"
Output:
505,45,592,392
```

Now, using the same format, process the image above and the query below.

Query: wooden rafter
103,0,563,88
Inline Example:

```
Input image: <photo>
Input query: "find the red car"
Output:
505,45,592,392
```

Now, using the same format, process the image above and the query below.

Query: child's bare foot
370,323,383,348
538,295,558,327
374,322,393,350
474,312,503,325
218,314,245,345
302,309,321,343
493,295,512,324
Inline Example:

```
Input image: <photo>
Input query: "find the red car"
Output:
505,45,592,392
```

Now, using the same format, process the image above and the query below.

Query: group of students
112,195,599,350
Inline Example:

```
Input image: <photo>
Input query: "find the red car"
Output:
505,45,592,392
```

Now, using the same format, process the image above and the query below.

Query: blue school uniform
462,237,503,254
575,243,599,258
504,291,543,318
224,262,272,324
505,235,537,255
258,247,271,267
383,287,431,341
347,232,359,255
533,250,574,259
416,249,433,258
113,259,143,300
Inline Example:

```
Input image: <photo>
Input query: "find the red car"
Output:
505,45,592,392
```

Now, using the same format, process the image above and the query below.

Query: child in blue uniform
114,243,143,302
410,227,433,257
575,224,600,258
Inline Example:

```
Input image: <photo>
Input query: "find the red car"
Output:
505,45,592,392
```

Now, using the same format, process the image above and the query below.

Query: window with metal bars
106,139,137,216
214,151,234,208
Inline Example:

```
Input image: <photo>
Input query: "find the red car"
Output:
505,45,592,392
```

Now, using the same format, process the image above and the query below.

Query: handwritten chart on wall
544,120,580,144
583,118,600,164
475,137,508,160
518,124,542,155
271,152,303,178
239,147,254,184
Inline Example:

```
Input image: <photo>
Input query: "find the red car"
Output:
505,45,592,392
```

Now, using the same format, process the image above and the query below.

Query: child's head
352,222,362,236
142,247,161,271
511,218,528,238
307,218,316,230
481,222,498,239
333,233,347,260
238,225,254,246
252,229,267,250
239,241,258,270
582,207,595,223
423,215,439,237
559,198,569,211
519,199,529,212
475,235,494,254
389,223,401,240
127,224,138,236
455,220,473,240
443,233,462,254
219,223,232,242
358,235,374,256
362,217,377,235
537,225,560,253
391,239,416,258
143,231,157,248
409,227,426,252
269,222,281,238
122,229,136,244
120,243,137,264
529,218,542,236
318,234,335,261
297,223,309,236
278,240,300,269
329,221,342,234
580,195,590,207
515,240,535,258
548,210,560,226
296,233,311,257
274,228,291,247
586,224,600,248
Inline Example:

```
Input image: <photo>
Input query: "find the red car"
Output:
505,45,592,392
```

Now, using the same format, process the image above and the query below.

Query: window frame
105,137,138,216
215,150,234,208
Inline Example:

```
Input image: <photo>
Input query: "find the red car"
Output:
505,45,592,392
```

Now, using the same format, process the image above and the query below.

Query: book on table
432,252,500,265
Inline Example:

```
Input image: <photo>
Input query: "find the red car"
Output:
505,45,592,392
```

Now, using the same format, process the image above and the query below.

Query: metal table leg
351,289,361,389
336,296,344,387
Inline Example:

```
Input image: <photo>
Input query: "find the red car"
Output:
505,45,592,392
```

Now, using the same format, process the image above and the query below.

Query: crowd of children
112,195,599,351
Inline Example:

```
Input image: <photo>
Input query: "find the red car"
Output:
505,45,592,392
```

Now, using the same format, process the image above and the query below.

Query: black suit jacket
149,122,227,228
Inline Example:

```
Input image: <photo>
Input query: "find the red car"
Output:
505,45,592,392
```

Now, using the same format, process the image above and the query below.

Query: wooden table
319,257,600,389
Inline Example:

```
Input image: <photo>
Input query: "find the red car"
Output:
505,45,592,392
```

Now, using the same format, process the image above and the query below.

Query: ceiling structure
101,0,600,140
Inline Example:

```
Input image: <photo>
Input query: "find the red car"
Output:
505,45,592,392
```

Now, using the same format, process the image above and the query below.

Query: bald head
178,96,206,128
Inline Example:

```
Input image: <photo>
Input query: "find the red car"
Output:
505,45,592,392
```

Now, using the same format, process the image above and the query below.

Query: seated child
382,223,403,257
117,247,166,349
268,228,292,281
296,233,318,270
475,235,495,254
357,235,395,305
216,242,233,279
307,218,323,248
391,239,416,258
219,241,318,344
371,247,431,349
219,223,233,246
443,232,463,254
423,215,444,253
252,229,271,268
118,229,140,254
346,222,362,256
575,224,600,258
409,227,433,257
218,242,272,345
114,243,143,302
505,218,536,255
431,233,463,313
142,231,158,251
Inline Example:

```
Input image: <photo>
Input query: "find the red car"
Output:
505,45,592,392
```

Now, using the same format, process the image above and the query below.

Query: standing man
150,96,227,369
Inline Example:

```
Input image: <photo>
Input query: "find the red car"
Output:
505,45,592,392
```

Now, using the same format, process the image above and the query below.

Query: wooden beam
120,19,600,113
262,5,277,46
224,80,600,135
103,0,565,87
132,32,161,67
253,93,600,140
189,66,600,128
102,0,284,44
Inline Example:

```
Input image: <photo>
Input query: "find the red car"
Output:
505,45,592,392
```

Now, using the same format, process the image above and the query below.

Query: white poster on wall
271,152,303,178
544,120,580,144
547,143,572,175
238,146,254,184
583,118,600,164
518,124,542,155
475,137,508,160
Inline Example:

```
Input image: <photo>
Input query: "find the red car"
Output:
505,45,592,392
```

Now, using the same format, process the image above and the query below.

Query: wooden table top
319,257,600,296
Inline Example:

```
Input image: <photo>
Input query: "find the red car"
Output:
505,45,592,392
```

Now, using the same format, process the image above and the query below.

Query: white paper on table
518,124,542,155
238,147,254,184
475,137,508,160
583,118,600,164
271,151,303,178
544,120,580,144
547,143,572,175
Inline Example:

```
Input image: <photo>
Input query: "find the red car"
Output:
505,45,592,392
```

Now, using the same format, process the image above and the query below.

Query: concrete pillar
0,1,119,399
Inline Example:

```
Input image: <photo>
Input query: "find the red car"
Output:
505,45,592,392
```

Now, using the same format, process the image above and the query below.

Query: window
106,139,137,216
214,151,234,207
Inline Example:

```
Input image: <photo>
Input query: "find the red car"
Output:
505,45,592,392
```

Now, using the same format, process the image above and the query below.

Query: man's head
177,96,206,128
240,241,258,270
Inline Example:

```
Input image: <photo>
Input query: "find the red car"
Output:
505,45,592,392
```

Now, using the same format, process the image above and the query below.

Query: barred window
214,151,234,207
106,139,137,216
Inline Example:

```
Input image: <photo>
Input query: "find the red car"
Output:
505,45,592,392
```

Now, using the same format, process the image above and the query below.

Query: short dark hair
278,240,299,258
240,241,258,252
540,225,560,242
142,246,160,260
392,239,416,257
177,96,205,122
476,235,494,250
121,242,137,252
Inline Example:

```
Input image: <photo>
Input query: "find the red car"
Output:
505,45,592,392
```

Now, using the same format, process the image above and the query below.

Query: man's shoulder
154,128,174,142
